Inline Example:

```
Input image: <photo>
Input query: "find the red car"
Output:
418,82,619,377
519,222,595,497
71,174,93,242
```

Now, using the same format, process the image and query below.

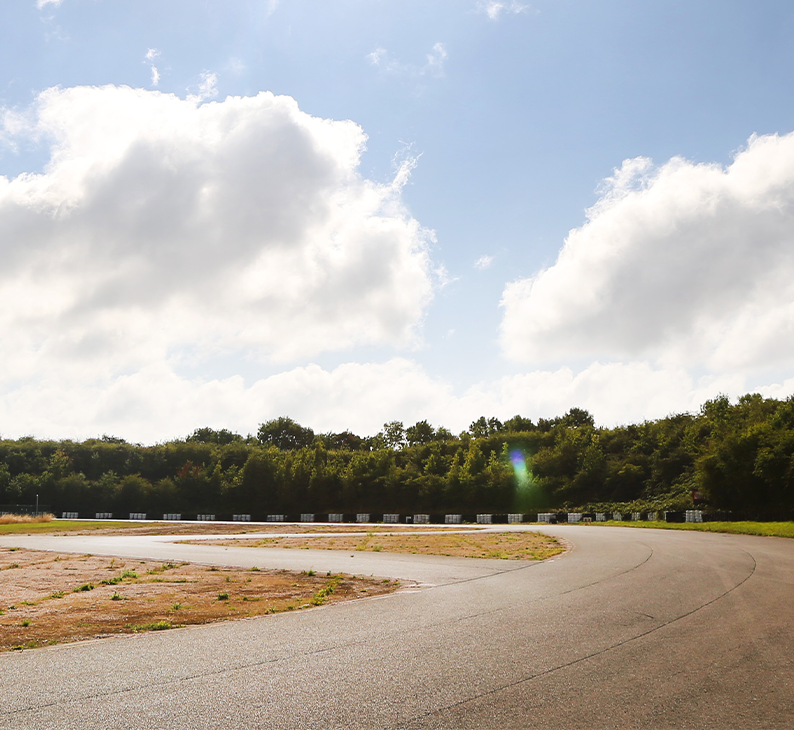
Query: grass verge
587,520,794,539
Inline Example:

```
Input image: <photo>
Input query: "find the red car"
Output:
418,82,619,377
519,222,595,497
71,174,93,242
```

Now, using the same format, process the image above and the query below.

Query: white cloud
501,131,794,379
366,43,447,78
144,49,161,87
0,85,434,415
474,254,494,270
190,71,219,101
0,356,760,443
36,0,62,8
477,1,530,20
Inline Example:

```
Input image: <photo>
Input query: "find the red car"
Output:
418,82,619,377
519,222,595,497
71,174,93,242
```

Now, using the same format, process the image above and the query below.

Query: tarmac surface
0,524,792,729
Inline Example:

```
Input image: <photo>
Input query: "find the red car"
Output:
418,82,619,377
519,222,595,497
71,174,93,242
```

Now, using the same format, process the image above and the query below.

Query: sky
3,0,794,442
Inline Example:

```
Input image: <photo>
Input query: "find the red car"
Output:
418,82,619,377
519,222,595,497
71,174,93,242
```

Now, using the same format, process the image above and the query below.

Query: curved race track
0,525,792,729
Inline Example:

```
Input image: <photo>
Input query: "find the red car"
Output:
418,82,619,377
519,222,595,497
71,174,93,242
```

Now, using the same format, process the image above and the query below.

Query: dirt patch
189,530,565,561
0,548,398,652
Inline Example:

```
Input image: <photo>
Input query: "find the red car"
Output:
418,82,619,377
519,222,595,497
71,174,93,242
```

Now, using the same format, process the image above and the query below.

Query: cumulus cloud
0,84,434,409
501,131,794,377
0,356,755,443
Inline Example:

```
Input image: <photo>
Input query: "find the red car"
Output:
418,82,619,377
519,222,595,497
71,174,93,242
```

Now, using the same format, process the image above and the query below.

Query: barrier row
60,509,713,524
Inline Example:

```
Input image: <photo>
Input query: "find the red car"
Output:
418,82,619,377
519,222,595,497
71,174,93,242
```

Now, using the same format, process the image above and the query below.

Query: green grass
592,520,794,539
129,620,178,632
0,520,161,535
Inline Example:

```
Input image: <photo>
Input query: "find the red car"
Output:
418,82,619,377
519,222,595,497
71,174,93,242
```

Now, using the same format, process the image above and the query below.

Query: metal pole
36,494,39,517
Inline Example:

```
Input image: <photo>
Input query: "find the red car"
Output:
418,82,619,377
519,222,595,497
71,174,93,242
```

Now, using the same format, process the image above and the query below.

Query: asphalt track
0,525,792,729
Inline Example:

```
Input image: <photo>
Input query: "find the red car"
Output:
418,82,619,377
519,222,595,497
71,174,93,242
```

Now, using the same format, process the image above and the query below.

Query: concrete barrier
476,514,492,524
197,514,215,521
300,513,315,522
508,513,523,524
62,511,79,519
328,513,343,523
685,510,703,523
413,514,430,524
567,512,582,523
537,513,556,523
233,514,251,521
595,513,606,522
95,512,113,519
129,512,146,520
383,514,399,523
356,513,370,523
163,513,181,520
445,514,462,524
266,514,284,522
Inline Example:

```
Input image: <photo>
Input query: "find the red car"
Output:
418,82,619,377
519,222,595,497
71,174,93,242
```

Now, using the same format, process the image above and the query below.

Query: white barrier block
383,514,399,523
476,514,492,524
413,514,429,524
508,513,523,524
328,513,343,522
567,513,582,523
266,514,284,522
300,513,315,522
356,513,370,523
445,514,462,524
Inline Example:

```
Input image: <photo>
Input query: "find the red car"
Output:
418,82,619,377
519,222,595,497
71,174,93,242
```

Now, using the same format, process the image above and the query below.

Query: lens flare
510,449,529,489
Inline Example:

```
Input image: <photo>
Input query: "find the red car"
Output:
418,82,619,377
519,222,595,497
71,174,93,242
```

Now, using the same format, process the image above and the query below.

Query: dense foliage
2,395,793,517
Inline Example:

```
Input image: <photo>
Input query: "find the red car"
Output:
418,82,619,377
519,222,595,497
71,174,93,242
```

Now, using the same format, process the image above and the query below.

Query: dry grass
193,530,565,561
0,513,54,525
0,548,398,652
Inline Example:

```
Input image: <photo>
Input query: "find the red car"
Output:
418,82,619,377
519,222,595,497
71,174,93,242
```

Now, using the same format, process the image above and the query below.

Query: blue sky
3,0,794,441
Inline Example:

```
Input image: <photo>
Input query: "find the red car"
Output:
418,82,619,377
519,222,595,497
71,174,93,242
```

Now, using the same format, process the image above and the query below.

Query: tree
257,417,315,450
187,427,242,445
406,420,435,446
381,421,406,450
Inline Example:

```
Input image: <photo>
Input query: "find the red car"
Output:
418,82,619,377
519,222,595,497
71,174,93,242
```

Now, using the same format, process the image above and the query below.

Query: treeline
1,394,794,517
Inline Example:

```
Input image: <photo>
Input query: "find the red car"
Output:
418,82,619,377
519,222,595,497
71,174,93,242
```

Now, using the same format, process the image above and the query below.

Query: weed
110,592,123,601
20,600,37,606
8,547,19,552
20,619,31,627
172,602,181,611
207,566,219,572
310,576,340,606
130,621,176,632
307,568,316,576
6,563,20,569
120,570,138,580
250,566,260,572
74,583,94,592
100,576,122,585
217,592,229,601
